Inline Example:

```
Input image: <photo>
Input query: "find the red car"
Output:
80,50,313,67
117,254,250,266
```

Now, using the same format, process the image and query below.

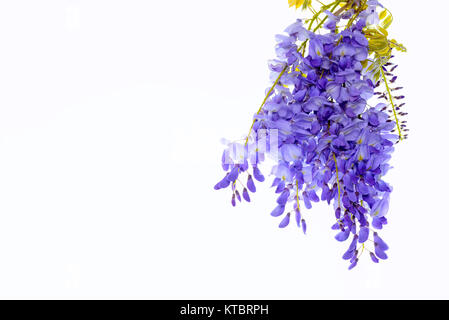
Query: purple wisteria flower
215,0,407,269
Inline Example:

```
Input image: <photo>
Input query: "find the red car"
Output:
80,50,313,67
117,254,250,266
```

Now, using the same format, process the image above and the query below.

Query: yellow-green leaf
382,15,393,29
377,26,388,37
379,9,387,20
289,0,305,9
390,39,407,52
288,0,311,10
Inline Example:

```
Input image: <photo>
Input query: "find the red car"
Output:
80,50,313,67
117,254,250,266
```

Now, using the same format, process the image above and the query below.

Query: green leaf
380,9,393,29
288,0,312,10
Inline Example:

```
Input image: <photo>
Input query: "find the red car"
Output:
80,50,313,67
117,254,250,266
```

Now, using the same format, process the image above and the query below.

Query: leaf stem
345,0,367,28
380,66,403,141
296,180,301,213
244,68,287,146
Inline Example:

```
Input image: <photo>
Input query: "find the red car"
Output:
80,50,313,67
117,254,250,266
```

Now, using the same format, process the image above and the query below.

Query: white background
0,0,446,299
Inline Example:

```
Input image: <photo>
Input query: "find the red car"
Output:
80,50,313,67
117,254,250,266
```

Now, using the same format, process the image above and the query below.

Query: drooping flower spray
215,0,407,269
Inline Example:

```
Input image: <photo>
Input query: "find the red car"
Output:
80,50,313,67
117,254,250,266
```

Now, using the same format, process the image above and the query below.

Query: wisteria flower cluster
215,0,407,269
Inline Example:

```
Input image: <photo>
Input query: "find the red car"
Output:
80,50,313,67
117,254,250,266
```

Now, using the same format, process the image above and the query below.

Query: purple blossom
215,0,404,270
247,175,256,193
279,213,291,228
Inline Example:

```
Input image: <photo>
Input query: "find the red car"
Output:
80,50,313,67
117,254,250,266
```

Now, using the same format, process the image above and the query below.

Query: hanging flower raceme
215,0,407,269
